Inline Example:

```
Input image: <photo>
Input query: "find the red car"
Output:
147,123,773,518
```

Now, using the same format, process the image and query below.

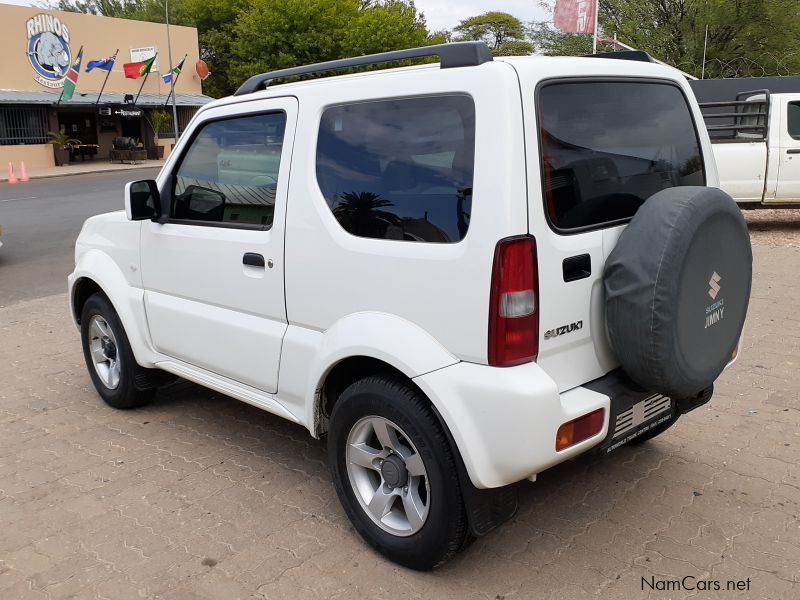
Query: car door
524,76,709,392
774,97,800,202
140,97,297,393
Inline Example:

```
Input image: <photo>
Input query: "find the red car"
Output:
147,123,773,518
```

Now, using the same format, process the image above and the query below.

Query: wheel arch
318,355,411,435
70,250,156,368
70,276,105,324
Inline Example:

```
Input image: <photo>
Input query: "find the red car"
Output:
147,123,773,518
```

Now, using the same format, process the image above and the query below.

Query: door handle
563,254,592,282
787,149,800,154
243,252,265,268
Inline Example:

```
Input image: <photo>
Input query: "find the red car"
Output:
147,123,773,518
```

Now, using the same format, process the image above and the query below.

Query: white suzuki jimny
69,43,752,569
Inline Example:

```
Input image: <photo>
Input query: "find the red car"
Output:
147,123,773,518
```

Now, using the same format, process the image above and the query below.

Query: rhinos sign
26,13,72,89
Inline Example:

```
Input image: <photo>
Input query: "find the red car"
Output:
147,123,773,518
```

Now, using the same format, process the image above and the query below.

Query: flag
162,54,187,84
86,50,118,73
62,47,83,102
554,0,597,34
123,55,156,79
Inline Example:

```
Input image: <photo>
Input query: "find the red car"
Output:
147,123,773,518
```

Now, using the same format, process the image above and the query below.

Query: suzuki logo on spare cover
26,13,72,89
708,271,721,300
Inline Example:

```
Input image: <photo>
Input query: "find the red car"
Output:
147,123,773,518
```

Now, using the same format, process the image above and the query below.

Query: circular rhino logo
29,31,71,80
26,14,73,87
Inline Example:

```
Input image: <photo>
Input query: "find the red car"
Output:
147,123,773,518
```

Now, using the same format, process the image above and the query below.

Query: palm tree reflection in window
334,189,467,243
333,191,397,239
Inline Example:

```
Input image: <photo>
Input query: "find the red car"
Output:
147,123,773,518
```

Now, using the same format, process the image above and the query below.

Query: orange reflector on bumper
556,408,605,451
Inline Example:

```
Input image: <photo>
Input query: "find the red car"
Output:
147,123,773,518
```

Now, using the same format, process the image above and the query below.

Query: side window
538,81,705,231
316,95,475,243
787,102,800,140
172,112,286,227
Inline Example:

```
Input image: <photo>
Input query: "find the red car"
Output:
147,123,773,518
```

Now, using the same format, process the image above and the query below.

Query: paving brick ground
1,241,798,599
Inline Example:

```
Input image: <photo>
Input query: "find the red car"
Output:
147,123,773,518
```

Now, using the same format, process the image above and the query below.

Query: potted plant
48,131,80,166
145,109,171,159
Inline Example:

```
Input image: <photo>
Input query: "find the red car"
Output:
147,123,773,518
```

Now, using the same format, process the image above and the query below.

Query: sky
414,0,549,32
1,0,551,32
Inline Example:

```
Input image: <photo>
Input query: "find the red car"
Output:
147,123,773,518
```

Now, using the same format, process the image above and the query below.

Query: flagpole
166,0,179,140
163,57,185,108
592,0,599,54
164,68,182,107
133,52,157,105
95,49,118,106
701,25,709,80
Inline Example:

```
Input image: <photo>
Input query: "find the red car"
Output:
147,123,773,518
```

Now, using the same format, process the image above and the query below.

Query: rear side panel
713,142,768,202
283,62,527,364
509,57,717,392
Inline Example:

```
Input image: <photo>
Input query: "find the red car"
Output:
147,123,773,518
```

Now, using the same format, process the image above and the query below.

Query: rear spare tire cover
604,187,752,399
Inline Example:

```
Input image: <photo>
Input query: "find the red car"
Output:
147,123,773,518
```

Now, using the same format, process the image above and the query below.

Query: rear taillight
488,236,539,367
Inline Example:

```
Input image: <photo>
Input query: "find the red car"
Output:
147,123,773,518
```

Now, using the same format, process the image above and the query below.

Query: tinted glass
172,112,286,227
538,82,705,230
788,102,800,140
316,95,475,243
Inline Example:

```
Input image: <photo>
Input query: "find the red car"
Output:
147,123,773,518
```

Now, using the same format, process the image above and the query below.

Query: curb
1,163,163,183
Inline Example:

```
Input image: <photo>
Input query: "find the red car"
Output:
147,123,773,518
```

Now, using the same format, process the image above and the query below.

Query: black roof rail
584,50,658,63
234,41,493,96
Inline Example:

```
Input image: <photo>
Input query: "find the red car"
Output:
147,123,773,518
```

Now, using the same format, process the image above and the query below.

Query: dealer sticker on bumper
604,395,673,453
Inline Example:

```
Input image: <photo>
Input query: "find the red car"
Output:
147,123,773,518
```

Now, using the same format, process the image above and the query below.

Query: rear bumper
413,361,612,489
414,363,711,489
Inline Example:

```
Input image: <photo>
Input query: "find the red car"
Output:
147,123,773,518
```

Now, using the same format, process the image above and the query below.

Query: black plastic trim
234,42,493,96
584,50,658,63
562,254,592,282
243,252,265,268
426,402,519,537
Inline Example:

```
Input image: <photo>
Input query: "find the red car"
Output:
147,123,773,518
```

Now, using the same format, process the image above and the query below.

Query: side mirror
125,180,162,221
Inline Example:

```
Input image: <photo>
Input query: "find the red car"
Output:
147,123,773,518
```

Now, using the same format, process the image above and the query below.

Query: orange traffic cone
7,162,18,184
19,162,29,182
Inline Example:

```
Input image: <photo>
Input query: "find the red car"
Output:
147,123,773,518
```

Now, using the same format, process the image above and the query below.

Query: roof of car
199,53,684,114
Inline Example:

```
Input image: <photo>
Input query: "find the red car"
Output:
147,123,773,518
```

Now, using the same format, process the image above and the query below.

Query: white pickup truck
699,90,800,206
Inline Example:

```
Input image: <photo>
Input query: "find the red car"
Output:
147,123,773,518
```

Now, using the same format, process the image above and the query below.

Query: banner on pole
554,0,597,34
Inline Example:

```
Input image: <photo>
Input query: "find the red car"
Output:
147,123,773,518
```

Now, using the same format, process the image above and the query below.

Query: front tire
80,293,155,409
328,375,467,570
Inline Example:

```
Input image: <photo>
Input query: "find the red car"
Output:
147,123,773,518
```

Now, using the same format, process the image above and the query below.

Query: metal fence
0,106,50,145
676,53,800,79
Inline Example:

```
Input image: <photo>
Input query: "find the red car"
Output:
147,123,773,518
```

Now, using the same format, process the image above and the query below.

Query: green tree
534,0,800,78
453,11,534,56
527,20,592,56
343,0,440,57
49,0,143,17
231,0,442,90
46,0,449,97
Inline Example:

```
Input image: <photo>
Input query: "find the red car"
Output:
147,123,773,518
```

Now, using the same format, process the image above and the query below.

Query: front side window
172,112,286,227
316,95,476,243
538,81,706,231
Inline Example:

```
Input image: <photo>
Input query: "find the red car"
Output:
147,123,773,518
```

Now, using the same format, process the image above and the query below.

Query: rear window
788,101,800,140
538,81,705,231
316,95,475,243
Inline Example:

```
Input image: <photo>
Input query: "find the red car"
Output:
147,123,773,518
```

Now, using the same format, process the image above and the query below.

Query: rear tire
328,374,467,570
80,293,155,409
